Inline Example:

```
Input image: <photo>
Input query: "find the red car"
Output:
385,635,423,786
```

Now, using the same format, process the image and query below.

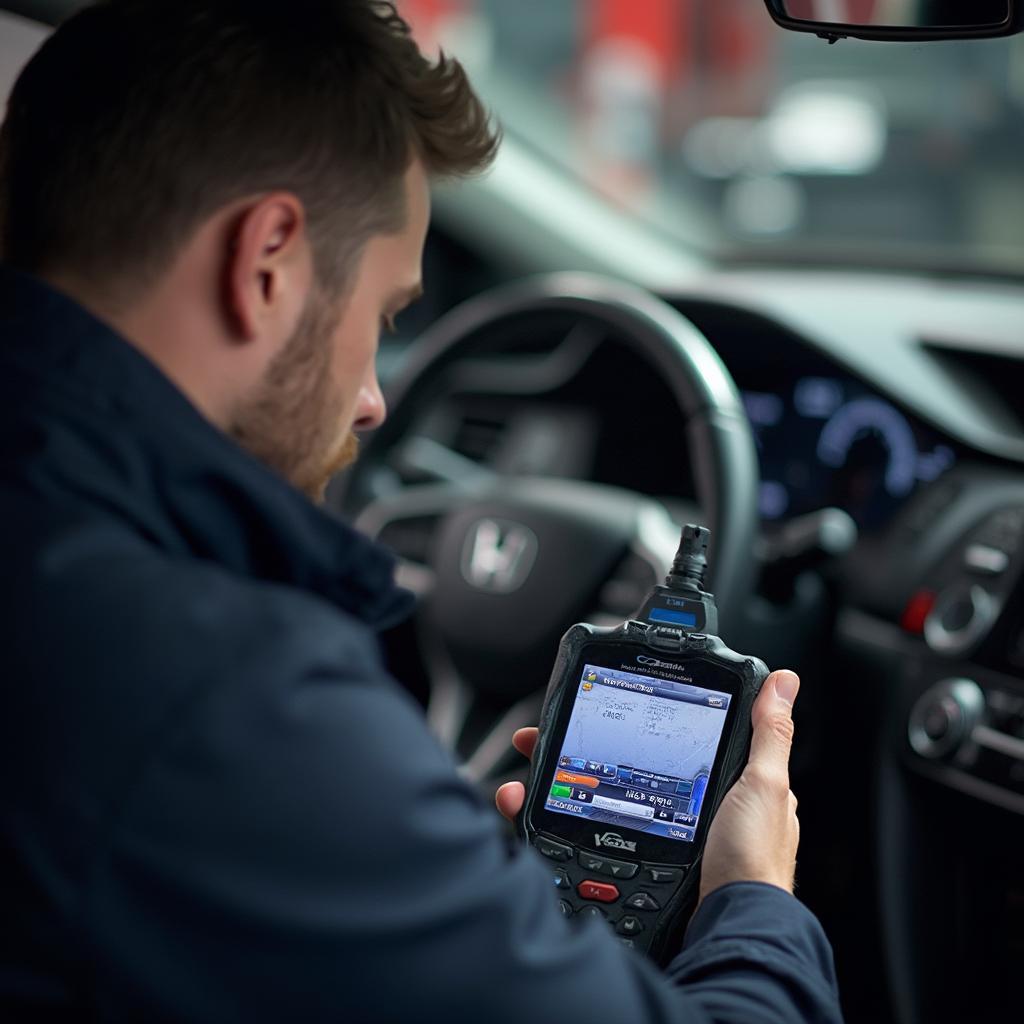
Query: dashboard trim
669,275,1024,466
906,758,1024,818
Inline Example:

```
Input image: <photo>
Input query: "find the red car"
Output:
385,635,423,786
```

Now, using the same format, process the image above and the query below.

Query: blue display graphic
647,608,698,627
545,664,730,843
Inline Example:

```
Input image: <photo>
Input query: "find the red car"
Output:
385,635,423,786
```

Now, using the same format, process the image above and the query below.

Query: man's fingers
495,780,525,822
495,730,536,820
511,727,538,760
746,671,799,784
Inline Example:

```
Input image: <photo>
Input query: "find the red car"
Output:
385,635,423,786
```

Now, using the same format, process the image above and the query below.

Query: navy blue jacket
0,267,843,1023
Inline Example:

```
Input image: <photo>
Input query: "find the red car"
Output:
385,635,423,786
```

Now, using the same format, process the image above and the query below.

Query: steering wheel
338,273,759,790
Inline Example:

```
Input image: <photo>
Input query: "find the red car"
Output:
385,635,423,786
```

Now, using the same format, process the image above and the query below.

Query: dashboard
657,279,1024,550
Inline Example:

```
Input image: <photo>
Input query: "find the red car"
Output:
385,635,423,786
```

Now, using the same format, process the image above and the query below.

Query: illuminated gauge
817,397,918,499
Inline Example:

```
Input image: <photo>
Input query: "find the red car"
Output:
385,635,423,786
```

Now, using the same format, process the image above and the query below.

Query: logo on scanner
594,831,636,852
637,655,683,671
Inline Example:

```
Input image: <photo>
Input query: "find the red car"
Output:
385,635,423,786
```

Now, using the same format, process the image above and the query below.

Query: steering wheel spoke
459,689,545,784
355,480,472,569
420,626,543,784
391,436,497,489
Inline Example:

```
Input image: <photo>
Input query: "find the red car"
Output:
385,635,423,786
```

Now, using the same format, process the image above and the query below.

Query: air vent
451,412,507,463
921,342,1024,436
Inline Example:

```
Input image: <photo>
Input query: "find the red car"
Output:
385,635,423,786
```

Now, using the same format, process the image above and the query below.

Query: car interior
3,1,1024,1021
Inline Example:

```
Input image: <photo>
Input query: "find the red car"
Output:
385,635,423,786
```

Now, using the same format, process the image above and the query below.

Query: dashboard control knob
923,583,999,657
908,678,985,759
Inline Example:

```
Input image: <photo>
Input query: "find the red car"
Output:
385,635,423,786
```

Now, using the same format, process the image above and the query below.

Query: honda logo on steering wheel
461,519,539,593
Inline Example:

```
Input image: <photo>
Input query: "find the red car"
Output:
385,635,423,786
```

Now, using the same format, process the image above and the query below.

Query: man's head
0,0,497,498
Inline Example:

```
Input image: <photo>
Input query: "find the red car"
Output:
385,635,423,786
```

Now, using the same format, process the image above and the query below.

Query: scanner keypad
533,831,689,956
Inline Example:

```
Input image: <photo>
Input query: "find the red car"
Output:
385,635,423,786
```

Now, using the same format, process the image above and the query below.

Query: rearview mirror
763,0,1022,42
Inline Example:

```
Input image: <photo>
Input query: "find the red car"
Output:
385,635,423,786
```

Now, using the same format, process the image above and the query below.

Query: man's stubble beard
228,289,359,502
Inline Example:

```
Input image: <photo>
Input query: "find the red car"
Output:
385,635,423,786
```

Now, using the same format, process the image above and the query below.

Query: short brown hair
0,0,498,297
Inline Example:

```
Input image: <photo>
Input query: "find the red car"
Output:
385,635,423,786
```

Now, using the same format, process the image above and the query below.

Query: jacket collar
0,265,412,629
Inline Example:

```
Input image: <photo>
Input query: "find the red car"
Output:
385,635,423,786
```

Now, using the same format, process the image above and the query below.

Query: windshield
400,0,1024,273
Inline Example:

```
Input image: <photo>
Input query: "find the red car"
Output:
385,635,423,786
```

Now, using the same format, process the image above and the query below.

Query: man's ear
224,192,311,343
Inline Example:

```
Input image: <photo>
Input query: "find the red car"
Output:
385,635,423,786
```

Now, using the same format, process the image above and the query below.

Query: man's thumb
746,670,800,774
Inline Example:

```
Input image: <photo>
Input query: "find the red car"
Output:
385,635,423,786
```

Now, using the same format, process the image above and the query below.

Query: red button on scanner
577,880,620,903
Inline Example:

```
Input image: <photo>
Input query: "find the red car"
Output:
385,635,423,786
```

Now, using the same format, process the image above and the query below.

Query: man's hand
699,670,800,901
495,728,538,821
495,671,802,902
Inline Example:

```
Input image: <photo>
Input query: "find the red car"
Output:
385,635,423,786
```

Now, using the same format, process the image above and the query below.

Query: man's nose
353,373,386,432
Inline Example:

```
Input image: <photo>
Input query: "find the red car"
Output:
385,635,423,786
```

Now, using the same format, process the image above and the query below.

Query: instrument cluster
741,374,957,530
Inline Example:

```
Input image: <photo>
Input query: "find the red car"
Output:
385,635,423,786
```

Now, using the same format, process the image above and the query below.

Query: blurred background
397,0,1024,274
5,1,1024,273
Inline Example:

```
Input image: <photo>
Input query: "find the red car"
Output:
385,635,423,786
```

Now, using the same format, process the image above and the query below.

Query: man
0,1,842,1021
